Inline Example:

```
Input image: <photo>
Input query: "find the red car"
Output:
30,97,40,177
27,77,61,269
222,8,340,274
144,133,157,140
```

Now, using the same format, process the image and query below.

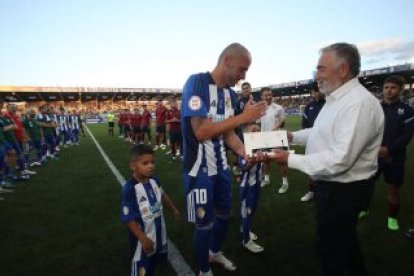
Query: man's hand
241,99,266,124
245,150,269,164
141,236,155,256
272,149,290,165
378,146,389,159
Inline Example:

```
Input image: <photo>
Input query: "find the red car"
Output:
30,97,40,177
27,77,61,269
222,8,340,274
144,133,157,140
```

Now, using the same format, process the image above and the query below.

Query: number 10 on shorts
193,189,207,204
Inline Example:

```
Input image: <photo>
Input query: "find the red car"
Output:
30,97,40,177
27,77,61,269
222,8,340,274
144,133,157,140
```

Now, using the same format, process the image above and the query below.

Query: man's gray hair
217,43,250,64
321,43,361,78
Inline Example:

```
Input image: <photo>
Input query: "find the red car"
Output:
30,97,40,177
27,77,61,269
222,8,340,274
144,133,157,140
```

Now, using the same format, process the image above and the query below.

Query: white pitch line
85,125,195,276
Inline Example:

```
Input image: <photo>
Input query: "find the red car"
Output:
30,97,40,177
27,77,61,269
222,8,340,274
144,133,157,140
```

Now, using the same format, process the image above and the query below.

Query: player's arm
274,109,287,130
161,192,180,219
37,122,53,128
2,124,17,131
223,130,245,157
167,117,180,123
191,100,266,141
125,221,155,255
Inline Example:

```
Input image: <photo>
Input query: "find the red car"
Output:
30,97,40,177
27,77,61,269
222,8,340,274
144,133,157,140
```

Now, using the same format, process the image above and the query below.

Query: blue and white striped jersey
121,177,167,262
57,115,69,131
70,115,80,130
181,72,237,177
239,158,263,189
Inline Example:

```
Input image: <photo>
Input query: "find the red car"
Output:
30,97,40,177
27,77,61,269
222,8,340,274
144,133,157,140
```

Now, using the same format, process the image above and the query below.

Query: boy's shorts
131,251,167,276
184,169,232,226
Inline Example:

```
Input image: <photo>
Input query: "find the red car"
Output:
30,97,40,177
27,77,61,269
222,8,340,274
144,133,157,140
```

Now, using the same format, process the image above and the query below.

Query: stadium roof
0,86,181,102
1,63,413,102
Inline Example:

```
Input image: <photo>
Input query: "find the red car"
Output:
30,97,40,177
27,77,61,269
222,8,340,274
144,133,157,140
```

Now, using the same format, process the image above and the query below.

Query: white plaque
243,130,289,156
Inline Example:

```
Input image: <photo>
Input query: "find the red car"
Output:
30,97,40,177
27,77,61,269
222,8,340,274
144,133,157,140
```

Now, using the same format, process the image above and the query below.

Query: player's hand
245,150,268,163
141,236,155,256
241,99,267,123
378,146,389,159
272,149,289,165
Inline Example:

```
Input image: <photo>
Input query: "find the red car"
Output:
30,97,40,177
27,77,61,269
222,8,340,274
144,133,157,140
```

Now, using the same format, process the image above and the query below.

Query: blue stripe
217,88,225,115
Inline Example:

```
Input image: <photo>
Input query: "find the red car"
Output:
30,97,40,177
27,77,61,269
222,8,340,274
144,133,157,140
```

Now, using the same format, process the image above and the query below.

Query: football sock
195,228,211,273
242,217,251,244
210,216,229,253
282,177,288,185
389,202,400,218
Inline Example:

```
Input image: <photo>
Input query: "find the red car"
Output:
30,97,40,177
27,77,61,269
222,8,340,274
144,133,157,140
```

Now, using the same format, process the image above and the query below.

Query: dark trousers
314,178,374,276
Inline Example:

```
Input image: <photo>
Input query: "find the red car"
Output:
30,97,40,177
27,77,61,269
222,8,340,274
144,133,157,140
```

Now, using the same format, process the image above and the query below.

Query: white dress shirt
260,103,286,132
288,78,384,183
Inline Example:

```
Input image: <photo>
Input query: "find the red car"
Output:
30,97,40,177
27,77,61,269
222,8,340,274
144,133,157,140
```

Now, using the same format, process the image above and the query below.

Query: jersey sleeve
181,74,208,118
120,183,140,223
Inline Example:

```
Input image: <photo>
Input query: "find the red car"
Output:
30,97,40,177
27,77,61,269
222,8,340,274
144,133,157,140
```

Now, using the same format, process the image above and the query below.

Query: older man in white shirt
274,43,384,276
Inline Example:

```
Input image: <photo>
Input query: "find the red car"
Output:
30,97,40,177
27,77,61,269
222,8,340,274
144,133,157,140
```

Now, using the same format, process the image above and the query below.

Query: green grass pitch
0,116,413,275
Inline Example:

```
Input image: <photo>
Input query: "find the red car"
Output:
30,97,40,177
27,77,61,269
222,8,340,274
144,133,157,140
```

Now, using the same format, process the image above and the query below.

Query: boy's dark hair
130,144,154,161
384,75,406,90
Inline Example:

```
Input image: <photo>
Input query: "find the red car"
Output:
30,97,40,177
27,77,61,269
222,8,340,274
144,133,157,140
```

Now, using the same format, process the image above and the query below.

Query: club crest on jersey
398,108,405,115
141,206,149,216
188,96,202,111
196,207,206,219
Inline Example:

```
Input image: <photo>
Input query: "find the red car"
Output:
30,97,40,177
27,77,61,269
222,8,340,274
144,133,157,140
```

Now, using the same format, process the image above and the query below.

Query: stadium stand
1,63,413,113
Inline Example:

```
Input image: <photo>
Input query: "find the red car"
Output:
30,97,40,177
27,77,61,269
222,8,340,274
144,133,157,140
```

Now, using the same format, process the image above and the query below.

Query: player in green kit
22,108,43,167
37,105,58,160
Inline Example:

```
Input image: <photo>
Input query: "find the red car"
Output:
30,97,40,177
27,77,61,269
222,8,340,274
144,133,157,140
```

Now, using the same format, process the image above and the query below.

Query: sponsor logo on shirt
207,113,226,123
141,202,163,221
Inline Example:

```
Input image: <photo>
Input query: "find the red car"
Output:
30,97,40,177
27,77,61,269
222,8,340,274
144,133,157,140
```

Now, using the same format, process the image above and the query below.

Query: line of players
0,102,84,200
112,99,183,160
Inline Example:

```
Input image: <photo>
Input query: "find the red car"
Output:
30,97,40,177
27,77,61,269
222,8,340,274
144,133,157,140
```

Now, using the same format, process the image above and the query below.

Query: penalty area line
85,125,195,276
